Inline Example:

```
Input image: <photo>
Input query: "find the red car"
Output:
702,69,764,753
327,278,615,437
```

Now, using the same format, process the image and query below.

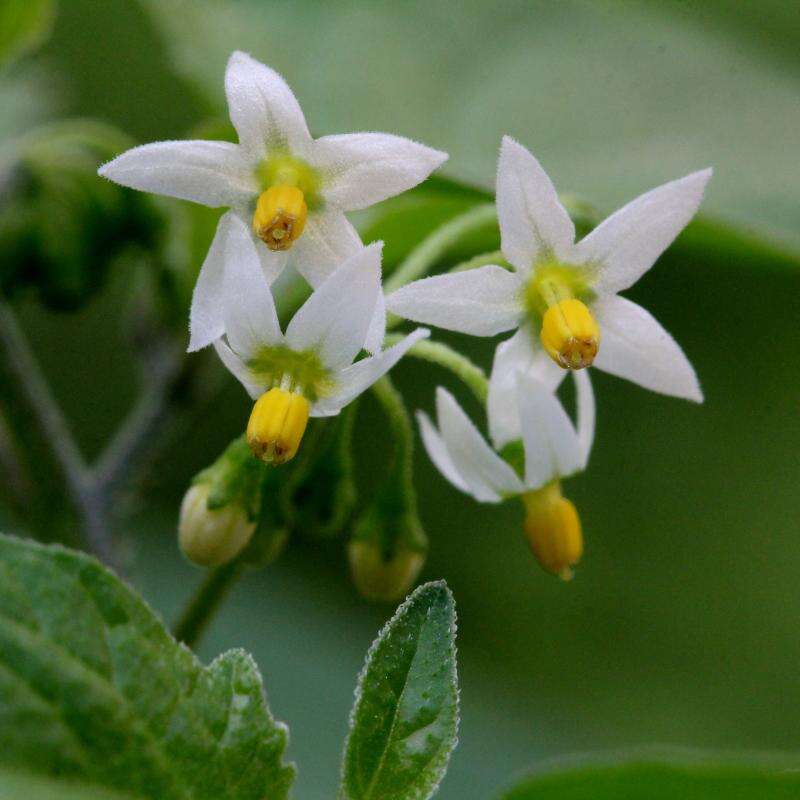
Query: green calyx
246,344,333,401
255,150,324,210
523,260,596,320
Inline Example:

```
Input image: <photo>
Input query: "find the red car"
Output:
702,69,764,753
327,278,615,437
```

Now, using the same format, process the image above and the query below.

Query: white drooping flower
417,369,595,580
213,215,427,464
389,136,710,448
98,50,447,353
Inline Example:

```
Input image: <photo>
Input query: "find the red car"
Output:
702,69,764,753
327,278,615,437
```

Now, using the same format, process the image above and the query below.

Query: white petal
573,369,595,468
364,292,387,356
222,216,283,360
224,51,311,158
291,210,363,287
98,140,255,208
436,387,523,502
575,168,712,294
285,242,382,370
188,212,236,352
496,136,575,273
386,266,523,336
592,294,703,402
213,340,264,400
255,238,291,285
487,325,566,449
313,132,448,210
313,328,429,416
416,411,471,495
516,372,583,489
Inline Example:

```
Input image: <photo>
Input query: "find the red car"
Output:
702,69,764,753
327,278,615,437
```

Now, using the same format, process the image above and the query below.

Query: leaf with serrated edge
339,580,459,800
0,534,295,800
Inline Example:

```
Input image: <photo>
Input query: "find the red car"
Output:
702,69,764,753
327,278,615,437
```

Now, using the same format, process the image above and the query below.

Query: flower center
524,263,599,370
247,387,310,465
253,185,308,251
521,482,583,580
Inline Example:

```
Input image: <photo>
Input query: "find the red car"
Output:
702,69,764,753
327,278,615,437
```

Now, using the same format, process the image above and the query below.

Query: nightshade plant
5,20,796,798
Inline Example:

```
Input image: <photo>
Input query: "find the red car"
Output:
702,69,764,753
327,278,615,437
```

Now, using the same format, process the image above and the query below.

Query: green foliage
0,0,55,68
0,533,295,800
339,581,459,800
499,750,800,799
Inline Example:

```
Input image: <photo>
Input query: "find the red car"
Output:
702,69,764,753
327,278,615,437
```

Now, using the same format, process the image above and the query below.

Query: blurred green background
2,1,800,798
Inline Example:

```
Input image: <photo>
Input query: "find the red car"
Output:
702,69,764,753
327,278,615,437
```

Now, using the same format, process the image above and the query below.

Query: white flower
98,50,447,353
389,136,710,447
416,369,594,503
213,215,427,464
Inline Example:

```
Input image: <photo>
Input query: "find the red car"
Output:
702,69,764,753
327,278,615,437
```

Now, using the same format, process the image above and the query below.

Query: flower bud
178,483,256,567
540,298,599,370
252,185,307,251
348,538,426,603
247,387,310,465
522,482,583,580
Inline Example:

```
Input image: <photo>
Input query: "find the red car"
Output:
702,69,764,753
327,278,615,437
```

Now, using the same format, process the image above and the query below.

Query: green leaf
0,768,136,800
0,533,295,800
0,0,55,68
339,580,459,800
499,750,800,800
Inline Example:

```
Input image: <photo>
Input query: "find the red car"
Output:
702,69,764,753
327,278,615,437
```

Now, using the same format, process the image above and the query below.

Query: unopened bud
540,298,599,370
247,387,310,465
522,482,583,580
179,483,256,567
348,539,425,603
252,185,307,251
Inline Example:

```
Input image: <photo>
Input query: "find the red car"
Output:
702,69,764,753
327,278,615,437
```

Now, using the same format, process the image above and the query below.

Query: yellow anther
252,185,307,251
246,387,310,465
540,298,600,370
522,482,583,580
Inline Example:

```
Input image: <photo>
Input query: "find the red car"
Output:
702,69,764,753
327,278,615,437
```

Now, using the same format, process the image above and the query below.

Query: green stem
447,249,508,273
383,203,497,293
384,335,489,406
370,376,414,490
172,559,245,648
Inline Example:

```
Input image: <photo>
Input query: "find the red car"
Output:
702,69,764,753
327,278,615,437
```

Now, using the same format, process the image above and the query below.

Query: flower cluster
99,52,710,586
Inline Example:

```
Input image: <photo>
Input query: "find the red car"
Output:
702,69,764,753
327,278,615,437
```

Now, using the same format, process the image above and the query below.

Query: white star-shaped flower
418,369,594,579
213,215,427,464
389,136,710,447
98,51,447,353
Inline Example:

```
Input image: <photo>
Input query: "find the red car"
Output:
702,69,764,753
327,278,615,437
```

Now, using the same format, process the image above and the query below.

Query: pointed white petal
576,168,712,294
496,136,575,273
98,140,255,208
313,132,448,210
363,292,387,356
214,339,264,400
487,325,566,448
313,328,429,416
255,238,291,285
573,369,595,468
224,51,311,158
436,387,523,502
386,266,523,336
416,410,471,495
291,210,363,286
222,216,283,360
592,294,703,402
286,242,382,370
188,212,235,352
516,372,583,489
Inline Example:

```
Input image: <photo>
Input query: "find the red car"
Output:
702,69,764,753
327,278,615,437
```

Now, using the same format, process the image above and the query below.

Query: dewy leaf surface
339,580,459,800
0,533,295,800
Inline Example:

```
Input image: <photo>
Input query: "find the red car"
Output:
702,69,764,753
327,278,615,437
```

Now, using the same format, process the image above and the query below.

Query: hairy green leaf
339,580,458,800
499,750,800,799
0,534,295,800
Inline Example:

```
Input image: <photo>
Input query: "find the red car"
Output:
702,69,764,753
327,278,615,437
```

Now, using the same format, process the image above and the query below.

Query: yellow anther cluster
247,387,310,465
522,482,583,580
252,185,307,251
540,298,600,370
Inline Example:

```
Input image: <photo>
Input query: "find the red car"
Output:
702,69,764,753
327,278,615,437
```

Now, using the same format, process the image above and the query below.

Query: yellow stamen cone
247,387,310,465
253,185,307,251
540,298,600,370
